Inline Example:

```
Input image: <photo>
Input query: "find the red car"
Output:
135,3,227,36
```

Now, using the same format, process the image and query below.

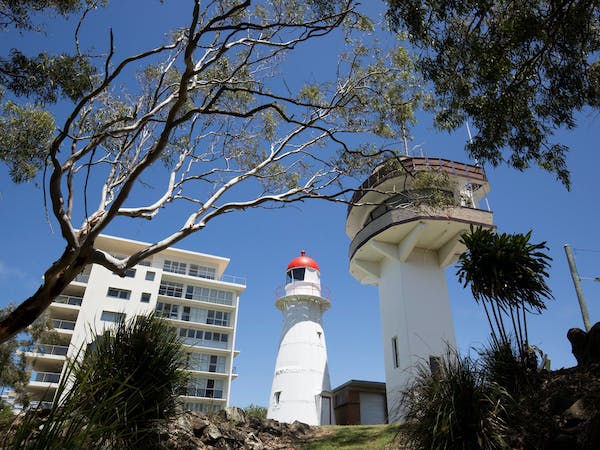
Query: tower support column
377,249,457,421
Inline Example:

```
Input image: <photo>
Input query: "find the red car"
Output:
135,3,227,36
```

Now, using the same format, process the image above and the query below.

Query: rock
203,424,224,442
568,322,600,366
244,432,266,450
563,399,588,427
192,416,212,437
218,406,246,425
568,328,589,366
289,420,310,435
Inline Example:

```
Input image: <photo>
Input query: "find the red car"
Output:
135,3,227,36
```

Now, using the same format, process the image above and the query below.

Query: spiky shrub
4,314,188,449
71,314,188,448
479,339,541,400
402,352,509,450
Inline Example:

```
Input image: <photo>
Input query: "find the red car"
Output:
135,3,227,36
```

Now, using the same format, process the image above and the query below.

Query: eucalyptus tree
387,0,600,188
0,0,426,342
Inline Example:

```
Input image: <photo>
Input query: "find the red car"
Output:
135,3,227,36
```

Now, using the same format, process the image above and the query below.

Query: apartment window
145,271,156,281
101,311,125,323
158,280,184,298
140,292,151,303
138,259,152,267
163,259,187,275
188,264,216,280
107,287,131,300
207,310,230,327
124,268,136,278
181,306,191,322
156,302,179,319
392,336,399,369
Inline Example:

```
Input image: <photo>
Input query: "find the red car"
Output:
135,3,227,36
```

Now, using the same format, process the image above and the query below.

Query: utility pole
564,244,592,331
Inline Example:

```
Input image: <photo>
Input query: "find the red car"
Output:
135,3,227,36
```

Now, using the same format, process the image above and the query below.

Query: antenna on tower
401,125,409,156
465,121,473,144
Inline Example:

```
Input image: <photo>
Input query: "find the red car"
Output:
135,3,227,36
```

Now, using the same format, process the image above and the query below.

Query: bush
402,351,510,450
244,404,267,420
479,340,541,399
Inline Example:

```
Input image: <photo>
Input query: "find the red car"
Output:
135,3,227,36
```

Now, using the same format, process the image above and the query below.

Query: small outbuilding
332,380,387,425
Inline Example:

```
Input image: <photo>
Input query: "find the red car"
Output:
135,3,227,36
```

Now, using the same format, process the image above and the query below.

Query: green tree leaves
0,100,54,183
0,51,96,103
387,0,600,188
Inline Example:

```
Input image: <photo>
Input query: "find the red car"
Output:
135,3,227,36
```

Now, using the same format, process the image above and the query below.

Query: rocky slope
162,408,326,449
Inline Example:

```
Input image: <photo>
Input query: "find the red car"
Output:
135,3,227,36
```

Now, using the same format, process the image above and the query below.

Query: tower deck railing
348,156,487,213
275,284,331,300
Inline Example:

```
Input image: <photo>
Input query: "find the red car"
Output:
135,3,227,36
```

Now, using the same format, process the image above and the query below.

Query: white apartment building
23,234,245,413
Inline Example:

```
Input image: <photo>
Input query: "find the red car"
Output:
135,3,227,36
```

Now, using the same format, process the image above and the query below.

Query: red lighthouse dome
287,250,320,271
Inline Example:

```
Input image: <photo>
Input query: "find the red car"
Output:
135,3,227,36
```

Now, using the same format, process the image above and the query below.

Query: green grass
299,424,405,450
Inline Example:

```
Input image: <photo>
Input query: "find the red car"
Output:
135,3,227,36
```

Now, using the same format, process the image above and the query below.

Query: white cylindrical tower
267,251,334,425
346,156,494,422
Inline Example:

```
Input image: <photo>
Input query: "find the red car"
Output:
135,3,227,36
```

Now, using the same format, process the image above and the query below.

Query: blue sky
1,1,599,409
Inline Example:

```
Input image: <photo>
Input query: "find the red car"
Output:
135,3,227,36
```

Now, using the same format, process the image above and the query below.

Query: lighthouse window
274,391,281,405
286,267,306,283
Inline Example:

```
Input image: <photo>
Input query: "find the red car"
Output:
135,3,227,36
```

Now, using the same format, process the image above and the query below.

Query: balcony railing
74,273,90,283
31,344,69,356
219,274,246,286
30,371,61,383
52,319,76,331
184,389,224,399
181,338,229,350
28,401,54,410
53,295,83,306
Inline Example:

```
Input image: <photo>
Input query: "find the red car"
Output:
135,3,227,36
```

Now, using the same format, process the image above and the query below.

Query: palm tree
457,226,553,359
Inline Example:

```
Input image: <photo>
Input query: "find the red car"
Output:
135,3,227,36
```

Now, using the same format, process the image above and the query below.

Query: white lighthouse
346,156,493,421
267,251,334,425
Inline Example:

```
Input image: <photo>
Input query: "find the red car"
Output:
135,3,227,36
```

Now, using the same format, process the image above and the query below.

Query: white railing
30,371,61,383
181,338,229,350
52,319,76,330
219,274,246,285
54,295,83,306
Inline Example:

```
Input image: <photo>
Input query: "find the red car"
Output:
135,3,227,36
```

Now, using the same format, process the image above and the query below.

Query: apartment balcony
185,369,229,379
181,342,231,354
29,344,69,357
28,371,61,393
161,268,246,287
72,272,90,284
53,294,83,307
52,319,76,334
23,344,69,367
28,401,54,410
179,393,227,402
